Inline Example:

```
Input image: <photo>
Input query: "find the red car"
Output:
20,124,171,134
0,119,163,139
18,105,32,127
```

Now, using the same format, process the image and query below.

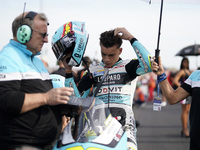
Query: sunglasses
33,30,48,39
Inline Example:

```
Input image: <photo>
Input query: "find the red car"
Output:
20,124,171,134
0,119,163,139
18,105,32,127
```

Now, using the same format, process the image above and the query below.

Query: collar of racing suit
100,58,123,68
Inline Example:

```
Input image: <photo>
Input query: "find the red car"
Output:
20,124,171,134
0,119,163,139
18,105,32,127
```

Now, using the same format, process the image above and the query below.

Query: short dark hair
99,29,122,48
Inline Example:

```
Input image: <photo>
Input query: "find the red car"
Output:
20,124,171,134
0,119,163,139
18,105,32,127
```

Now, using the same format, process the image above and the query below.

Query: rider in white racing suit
77,28,152,150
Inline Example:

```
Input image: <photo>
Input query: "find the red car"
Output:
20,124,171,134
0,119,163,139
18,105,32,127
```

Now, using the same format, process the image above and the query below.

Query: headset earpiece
16,11,37,44
17,24,32,43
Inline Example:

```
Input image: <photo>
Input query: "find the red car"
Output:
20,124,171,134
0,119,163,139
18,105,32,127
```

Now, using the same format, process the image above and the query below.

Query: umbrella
141,0,200,63
175,44,200,68
142,0,200,4
175,44,200,57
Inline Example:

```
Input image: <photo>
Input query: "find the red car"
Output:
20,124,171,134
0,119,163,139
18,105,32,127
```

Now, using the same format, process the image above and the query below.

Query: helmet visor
52,31,76,60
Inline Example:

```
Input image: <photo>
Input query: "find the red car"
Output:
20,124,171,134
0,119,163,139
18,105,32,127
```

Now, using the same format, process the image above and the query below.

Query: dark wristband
130,38,137,44
157,73,167,82
65,72,73,78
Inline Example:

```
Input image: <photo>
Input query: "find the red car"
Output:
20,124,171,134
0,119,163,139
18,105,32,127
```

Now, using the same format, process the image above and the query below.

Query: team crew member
0,11,73,149
151,56,200,150
78,28,152,150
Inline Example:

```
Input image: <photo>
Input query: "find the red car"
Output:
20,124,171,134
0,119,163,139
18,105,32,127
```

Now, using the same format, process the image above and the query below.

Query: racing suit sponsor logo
114,128,124,142
70,37,85,61
76,38,84,54
98,86,123,93
97,95,131,105
113,65,124,69
23,73,36,78
102,81,116,85
51,78,61,82
135,47,148,73
94,70,105,76
97,74,121,82
63,22,72,37
94,73,130,86
0,66,7,71
99,95,123,100
0,74,6,79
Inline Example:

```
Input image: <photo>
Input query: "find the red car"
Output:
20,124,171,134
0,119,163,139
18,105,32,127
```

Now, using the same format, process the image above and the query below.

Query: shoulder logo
0,66,7,71
0,74,6,79
94,70,105,76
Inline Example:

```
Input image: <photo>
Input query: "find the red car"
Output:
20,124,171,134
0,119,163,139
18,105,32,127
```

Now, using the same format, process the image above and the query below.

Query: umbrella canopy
142,0,200,4
175,44,200,57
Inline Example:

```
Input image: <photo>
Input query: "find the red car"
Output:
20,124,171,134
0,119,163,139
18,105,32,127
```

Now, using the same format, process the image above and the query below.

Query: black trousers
190,137,200,150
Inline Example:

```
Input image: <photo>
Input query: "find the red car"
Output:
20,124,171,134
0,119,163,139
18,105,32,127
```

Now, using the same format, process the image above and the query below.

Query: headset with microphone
16,10,38,44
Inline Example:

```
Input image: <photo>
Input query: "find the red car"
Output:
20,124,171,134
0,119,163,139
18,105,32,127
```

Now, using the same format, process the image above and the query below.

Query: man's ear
119,48,122,55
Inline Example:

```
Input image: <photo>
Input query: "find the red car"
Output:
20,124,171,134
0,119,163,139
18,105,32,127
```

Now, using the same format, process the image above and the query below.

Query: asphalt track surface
134,102,190,150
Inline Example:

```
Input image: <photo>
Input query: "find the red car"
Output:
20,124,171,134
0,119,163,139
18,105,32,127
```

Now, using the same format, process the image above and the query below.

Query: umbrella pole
155,0,164,64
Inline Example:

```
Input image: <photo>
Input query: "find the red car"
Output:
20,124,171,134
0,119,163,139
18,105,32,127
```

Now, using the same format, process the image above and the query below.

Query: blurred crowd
133,68,177,107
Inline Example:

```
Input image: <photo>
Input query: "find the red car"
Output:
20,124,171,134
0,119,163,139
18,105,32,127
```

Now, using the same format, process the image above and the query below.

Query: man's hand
114,27,134,41
45,87,74,105
62,56,73,72
21,87,74,114
151,56,165,76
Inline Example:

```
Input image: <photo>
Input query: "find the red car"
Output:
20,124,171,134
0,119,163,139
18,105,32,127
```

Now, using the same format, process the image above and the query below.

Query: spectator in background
174,57,191,138
147,73,156,101
167,71,176,87
139,75,149,101
134,82,145,106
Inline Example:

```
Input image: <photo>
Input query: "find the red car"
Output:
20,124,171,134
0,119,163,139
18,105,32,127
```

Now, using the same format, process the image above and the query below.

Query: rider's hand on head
114,27,134,41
